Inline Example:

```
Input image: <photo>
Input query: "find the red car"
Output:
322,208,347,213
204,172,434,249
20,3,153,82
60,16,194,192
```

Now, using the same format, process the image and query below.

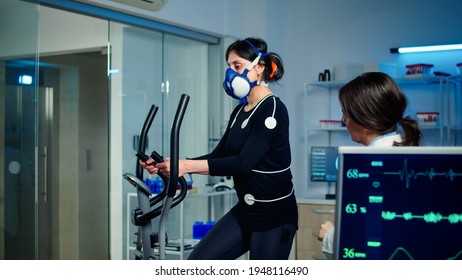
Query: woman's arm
140,158,209,177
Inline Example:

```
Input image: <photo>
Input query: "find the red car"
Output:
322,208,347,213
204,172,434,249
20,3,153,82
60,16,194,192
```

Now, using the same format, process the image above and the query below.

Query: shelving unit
127,189,237,260
167,189,236,259
447,75,462,145
303,76,451,198
303,80,347,199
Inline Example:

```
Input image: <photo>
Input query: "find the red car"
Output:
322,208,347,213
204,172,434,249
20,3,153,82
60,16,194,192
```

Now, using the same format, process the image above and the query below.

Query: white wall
77,0,229,36
0,3,38,58
0,4,107,58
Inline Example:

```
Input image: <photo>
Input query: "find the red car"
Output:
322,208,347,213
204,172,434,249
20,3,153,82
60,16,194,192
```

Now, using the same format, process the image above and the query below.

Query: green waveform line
383,159,462,189
448,250,462,260
388,247,462,260
382,211,462,224
388,247,415,260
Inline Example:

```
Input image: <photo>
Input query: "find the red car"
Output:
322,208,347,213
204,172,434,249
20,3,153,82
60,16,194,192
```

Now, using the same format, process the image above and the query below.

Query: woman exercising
141,37,298,260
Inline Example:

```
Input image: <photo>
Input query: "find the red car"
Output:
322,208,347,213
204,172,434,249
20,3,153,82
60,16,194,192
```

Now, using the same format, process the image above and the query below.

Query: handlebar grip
150,151,165,163
136,152,156,166
136,152,149,162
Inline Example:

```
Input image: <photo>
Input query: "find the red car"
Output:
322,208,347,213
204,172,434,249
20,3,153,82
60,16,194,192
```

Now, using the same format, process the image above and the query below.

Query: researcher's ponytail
395,116,423,146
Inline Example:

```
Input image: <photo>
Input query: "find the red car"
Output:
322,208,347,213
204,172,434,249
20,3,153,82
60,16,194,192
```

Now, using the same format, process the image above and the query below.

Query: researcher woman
318,71,423,259
141,37,298,260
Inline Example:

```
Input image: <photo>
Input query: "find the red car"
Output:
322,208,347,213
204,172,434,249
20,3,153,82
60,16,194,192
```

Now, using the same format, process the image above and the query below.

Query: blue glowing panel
334,146,462,260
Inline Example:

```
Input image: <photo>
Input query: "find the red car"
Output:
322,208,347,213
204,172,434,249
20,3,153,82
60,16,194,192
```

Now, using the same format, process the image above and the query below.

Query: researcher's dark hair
339,72,422,146
225,37,284,83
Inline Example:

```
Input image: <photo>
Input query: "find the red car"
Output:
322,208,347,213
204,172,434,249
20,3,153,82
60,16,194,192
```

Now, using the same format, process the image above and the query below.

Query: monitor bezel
334,146,462,260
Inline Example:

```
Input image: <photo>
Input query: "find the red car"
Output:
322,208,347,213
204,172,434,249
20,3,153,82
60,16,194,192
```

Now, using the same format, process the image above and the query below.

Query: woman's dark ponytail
395,116,423,146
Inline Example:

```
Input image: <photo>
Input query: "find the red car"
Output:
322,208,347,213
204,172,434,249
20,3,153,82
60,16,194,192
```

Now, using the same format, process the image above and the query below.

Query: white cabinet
304,76,452,197
296,201,335,260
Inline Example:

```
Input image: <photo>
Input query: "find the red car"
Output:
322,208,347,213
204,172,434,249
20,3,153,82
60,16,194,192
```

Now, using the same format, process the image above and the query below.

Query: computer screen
334,146,462,260
310,146,339,182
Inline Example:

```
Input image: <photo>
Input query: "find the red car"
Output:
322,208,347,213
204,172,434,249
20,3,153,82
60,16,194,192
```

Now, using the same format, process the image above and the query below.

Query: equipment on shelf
212,176,234,191
123,94,190,260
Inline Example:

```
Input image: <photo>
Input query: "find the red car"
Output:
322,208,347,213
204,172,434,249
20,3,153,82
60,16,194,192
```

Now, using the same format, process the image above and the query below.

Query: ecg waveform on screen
382,211,462,224
387,247,462,260
382,159,462,189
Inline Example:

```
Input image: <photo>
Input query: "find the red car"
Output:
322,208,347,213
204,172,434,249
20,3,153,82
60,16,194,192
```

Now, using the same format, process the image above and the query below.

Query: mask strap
245,53,261,70
244,40,267,70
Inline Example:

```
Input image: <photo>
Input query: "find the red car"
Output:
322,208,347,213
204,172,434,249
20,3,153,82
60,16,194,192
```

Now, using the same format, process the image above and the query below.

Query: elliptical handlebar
166,94,190,198
158,93,190,259
136,105,158,179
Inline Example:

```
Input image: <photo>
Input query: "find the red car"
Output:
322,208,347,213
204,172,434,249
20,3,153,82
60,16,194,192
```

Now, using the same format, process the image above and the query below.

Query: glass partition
1,1,110,259
109,23,211,259
1,0,220,260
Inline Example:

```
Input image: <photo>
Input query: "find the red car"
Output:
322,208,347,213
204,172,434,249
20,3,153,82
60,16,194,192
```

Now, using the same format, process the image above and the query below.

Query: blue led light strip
391,43,462,53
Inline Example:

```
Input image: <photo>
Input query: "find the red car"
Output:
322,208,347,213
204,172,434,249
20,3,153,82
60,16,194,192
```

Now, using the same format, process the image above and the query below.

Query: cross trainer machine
123,93,190,259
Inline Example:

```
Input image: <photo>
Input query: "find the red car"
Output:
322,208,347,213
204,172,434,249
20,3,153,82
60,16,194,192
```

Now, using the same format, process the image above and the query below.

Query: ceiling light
390,44,462,53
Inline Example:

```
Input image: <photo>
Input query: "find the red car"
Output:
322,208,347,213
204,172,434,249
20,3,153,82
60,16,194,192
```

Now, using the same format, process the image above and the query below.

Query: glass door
1,1,110,259
1,0,39,260
4,84,54,259
3,85,41,259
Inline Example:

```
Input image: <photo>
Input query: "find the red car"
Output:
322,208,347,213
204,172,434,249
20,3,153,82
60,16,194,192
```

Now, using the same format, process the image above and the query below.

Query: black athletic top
194,94,298,231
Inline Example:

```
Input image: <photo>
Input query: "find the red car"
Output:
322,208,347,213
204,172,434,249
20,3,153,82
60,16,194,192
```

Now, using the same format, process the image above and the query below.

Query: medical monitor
334,146,462,260
310,146,339,182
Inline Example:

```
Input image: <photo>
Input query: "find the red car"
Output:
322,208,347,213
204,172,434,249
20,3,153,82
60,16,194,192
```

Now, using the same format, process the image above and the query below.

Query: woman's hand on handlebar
140,157,177,176
154,158,173,176
139,158,160,174
154,158,188,178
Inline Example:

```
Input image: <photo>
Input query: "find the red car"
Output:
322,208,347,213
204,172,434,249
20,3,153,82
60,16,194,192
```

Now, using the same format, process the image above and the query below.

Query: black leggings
187,211,297,260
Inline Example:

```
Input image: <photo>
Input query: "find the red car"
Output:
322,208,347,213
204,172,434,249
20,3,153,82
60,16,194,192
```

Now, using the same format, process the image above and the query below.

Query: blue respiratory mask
223,67,257,101
223,40,265,101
